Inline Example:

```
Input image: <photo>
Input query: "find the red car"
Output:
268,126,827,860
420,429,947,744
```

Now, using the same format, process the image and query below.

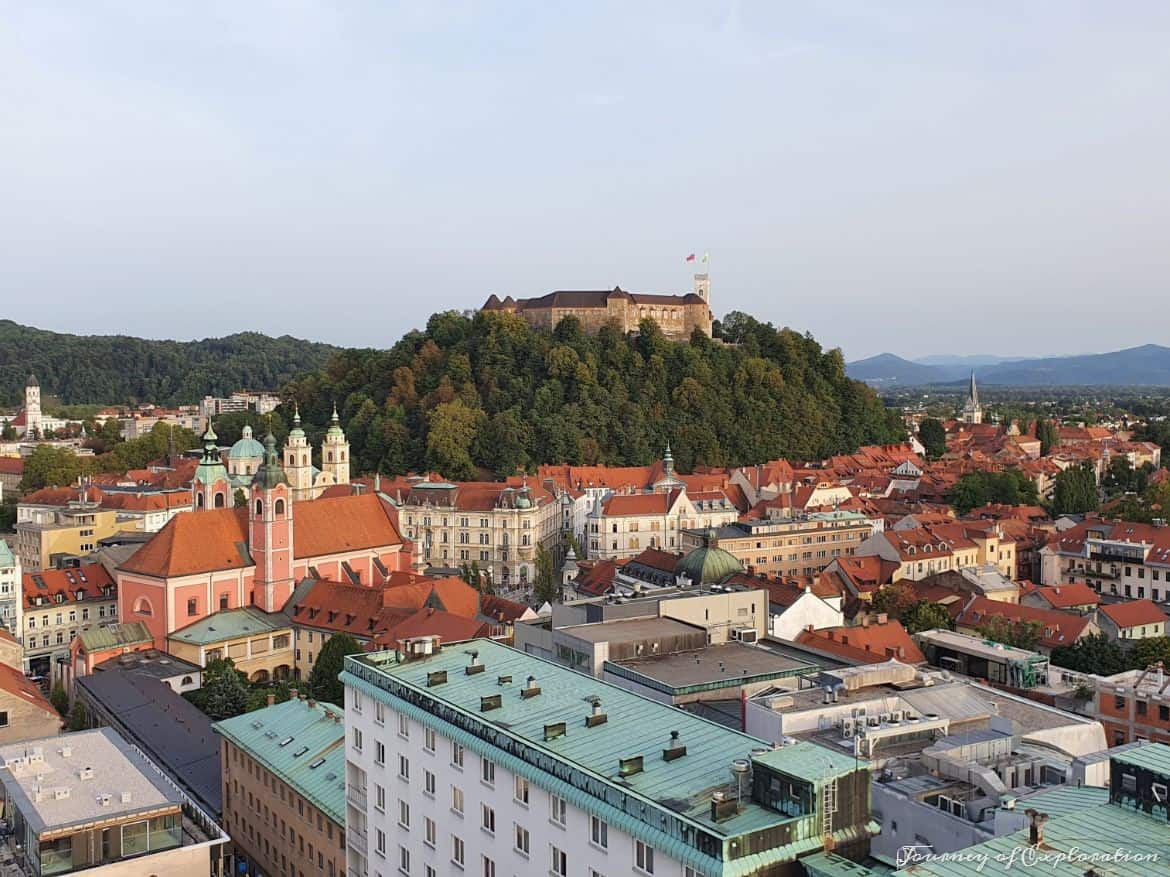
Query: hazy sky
4,2,1169,360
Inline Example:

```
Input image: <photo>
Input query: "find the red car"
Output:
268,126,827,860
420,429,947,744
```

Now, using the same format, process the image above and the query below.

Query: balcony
346,785,368,811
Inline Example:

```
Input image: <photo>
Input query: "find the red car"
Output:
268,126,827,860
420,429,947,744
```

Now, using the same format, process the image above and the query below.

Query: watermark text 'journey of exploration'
896,843,1161,871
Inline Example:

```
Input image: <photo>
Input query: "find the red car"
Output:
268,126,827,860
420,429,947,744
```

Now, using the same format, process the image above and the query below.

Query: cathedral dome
674,529,743,586
228,425,265,460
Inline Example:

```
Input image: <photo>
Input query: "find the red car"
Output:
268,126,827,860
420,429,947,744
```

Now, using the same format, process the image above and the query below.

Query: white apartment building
587,489,739,561
0,541,20,639
341,637,877,877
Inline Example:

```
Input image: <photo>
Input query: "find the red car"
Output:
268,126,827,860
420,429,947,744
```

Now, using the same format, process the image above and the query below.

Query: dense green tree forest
0,320,338,406
280,310,906,478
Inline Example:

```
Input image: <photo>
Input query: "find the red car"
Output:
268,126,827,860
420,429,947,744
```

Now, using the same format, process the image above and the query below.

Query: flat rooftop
916,628,1046,663
558,615,700,644
0,727,181,835
977,688,1096,733
609,642,815,694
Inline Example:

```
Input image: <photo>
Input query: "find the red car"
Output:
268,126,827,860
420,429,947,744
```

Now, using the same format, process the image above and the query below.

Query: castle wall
515,300,710,338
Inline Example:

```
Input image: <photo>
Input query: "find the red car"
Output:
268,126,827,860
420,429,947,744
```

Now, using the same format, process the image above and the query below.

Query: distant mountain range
847,344,1170,387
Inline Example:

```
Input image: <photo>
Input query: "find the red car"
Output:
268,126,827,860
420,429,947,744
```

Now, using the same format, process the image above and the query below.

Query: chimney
1025,809,1049,846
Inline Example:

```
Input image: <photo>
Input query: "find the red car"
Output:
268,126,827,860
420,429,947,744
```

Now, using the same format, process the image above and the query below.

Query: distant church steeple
962,371,983,425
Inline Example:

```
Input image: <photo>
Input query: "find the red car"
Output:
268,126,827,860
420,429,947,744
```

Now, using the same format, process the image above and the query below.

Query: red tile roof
796,620,925,664
1099,599,1169,630
0,663,59,720
0,458,23,476
601,490,680,517
23,563,115,610
955,596,1092,649
1029,584,1100,610
120,493,403,578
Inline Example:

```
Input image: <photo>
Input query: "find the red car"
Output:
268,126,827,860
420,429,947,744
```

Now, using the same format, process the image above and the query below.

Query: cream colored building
167,607,294,683
587,487,738,560
680,511,873,579
394,478,560,591
22,563,118,679
14,499,121,572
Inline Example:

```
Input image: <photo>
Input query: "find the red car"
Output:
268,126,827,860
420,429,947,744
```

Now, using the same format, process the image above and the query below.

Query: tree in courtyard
201,658,250,720
900,600,954,635
533,545,559,605
66,699,89,732
1052,465,1099,516
1127,636,1170,670
870,582,917,619
1050,634,1128,676
308,633,363,707
918,418,947,461
1037,420,1060,456
50,680,69,716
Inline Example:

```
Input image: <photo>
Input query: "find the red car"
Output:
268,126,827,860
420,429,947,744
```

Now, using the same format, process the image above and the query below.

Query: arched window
302,454,308,466
327,452,334,462
180,676,193,686
274,498,285,516
132,596,154,617
255,499,263,516
341,451,346,461
196,493,204,508
214,492,225,508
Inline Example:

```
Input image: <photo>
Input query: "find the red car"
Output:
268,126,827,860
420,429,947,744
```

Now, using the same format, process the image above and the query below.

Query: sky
3,2,1169,361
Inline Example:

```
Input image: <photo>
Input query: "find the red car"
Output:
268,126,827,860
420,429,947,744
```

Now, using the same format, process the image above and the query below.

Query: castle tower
962,371,983,425
693,273,710,303
191,423,231,509
250,432,294,612
283,406,314,502
24,374,42,438
652,444,685,492
320,403,350,487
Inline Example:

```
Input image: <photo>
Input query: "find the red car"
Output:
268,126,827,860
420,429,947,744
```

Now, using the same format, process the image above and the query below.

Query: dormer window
55,594,64,604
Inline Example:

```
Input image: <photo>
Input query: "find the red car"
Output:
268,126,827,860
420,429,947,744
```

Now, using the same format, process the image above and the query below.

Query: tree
199,658,250,720
901,600,954,634
0,422,15,441
246,680,294,713
1050,634,1128,676
66,699,89,732
918,418,947,460
50,680,69,716
951,469,1040,514
1127,636,1170,670
21,445,87,492
533,545,559,605
308,633,363,707
1052,465,1099,516
1037,419,1060,456
976,616,1043,651
425,400,484,480
870,583,917,619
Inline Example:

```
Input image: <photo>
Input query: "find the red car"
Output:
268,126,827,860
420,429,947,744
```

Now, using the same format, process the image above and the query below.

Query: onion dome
325,403,345,439
251,432,289,490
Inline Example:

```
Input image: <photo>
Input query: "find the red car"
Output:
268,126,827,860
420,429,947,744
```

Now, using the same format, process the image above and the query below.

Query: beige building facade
14,501,121,572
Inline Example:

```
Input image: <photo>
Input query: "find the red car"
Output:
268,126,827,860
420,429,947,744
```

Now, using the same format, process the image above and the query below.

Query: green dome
251,432,289,490
325,403,345,439
674,529,743,585
228,425,265,460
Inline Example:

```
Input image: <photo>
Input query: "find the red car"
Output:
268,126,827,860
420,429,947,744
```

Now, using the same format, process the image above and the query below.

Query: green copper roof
213,698,346,826
288,405,305,439
750,741,863,785
194,421,228,485
1012,784,1108,817
228,424,266,460
77,621,153,653
0,540,14,569
1112,741,1170,776
169,607,288,646
675,530,744,585
251,432,289,489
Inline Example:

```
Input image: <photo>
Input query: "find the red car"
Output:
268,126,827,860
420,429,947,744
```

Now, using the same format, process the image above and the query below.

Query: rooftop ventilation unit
465,649,485,676
79,767,94,781
522,676,541,699
619,756,644,778
480,694,502,712
544,722,567,742
585,697,607,728
426,670,448,687
663,731,687,762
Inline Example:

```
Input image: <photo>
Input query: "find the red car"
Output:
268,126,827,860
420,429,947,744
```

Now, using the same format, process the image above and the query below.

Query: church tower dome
251,431,294,612
320,403,351,488
283,405,314,502
192,423,231,509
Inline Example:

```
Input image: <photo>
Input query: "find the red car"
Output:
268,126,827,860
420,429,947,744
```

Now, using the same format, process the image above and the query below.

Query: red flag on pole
685,253,695,262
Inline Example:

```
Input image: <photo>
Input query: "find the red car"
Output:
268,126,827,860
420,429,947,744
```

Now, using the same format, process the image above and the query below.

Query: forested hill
280,310,906,479
0,320,339,407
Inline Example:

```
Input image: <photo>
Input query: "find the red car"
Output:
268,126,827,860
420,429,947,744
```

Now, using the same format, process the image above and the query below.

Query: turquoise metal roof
801,851,887,877
896,801,1170,875
213,698,346,826
343,639,876,876
169,607,288,646
1014,784,1108,817
1112,741,1170,776
228,426,265,460
751,741,865,786
0,540,14,568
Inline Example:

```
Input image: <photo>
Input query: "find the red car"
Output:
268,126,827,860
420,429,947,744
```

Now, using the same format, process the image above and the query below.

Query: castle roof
487,287,706,311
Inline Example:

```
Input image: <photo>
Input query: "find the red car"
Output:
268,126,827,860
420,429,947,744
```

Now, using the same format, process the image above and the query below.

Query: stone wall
513,300,710,338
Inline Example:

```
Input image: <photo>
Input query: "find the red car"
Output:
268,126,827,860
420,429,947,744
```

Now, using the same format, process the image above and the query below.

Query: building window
452,835,465,869
514,775,529,805
452,741,464,768
425,727,435,752
375,742,385,765
375,828,386,857
399,799,410,829
482,856,496,877
219,594,229,610
551,845,567,877
398,712,408,737
424,769,436,797
374,784,385,813
481,803,495,834
352,728,362,752
481,757,495,786
398,754,409,780
186,597,198,616
424,817,436,848
590,816,608,849
451,785,464,814
549,794,566,826
399,845,410,875
514,825,530,856
635,840,655,874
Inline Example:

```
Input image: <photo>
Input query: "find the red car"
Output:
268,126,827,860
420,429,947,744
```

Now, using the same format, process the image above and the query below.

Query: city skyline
4,3,1170,359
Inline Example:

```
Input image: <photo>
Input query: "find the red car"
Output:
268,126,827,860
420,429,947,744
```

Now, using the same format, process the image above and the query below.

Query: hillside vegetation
0,320,338,407
281,310,906,479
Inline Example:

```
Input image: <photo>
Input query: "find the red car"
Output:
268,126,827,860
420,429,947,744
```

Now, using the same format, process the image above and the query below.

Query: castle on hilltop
482,273,713,339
